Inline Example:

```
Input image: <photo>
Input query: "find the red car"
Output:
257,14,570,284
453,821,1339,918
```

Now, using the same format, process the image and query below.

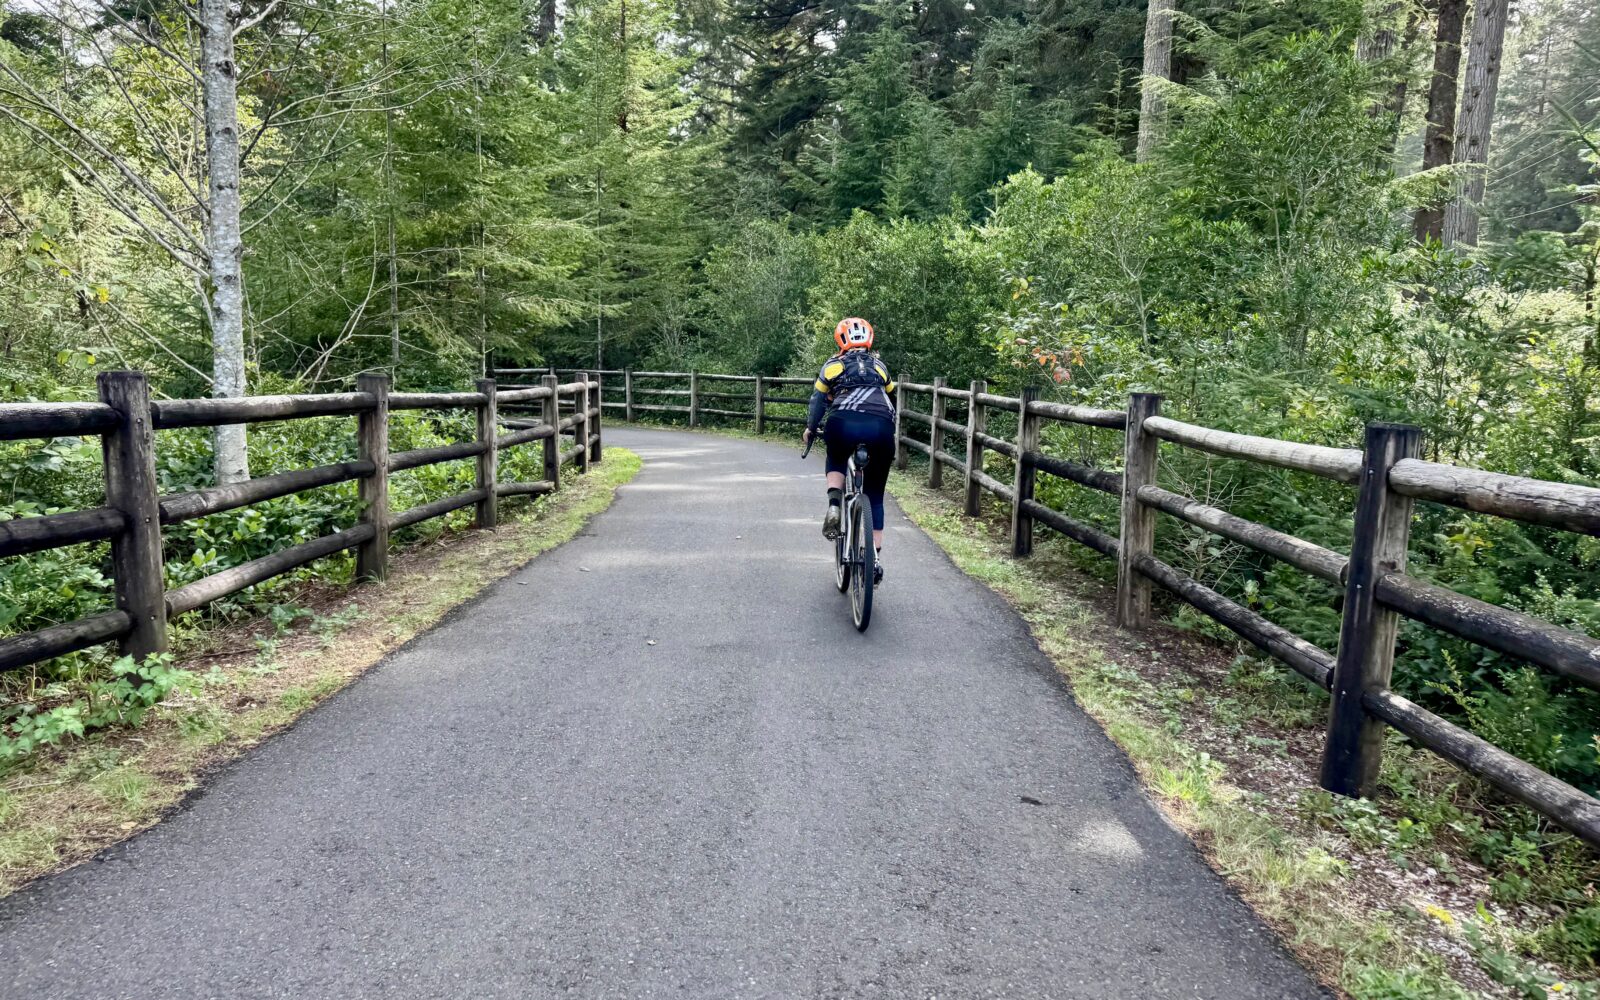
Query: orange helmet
834,317,874,352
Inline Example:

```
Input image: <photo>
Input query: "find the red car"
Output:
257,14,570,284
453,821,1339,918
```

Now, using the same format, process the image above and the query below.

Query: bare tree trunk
1136,0,1175,164
1414,0,1467,243
387,152,399,365
383,0,400,366
472,23,487,377
1389,7,1422,131
1359,3,1421,150
1442,0,1509,248
199,0,249,484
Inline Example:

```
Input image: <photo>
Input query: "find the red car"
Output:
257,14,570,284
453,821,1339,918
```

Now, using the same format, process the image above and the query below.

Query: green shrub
0,653,193,767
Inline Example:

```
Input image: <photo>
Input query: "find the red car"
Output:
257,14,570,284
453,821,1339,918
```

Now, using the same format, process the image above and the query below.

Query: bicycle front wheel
834,512,850,593
850,500,873,632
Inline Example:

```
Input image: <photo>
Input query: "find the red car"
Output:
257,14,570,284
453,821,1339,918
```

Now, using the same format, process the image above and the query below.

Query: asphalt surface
0,428,1328,999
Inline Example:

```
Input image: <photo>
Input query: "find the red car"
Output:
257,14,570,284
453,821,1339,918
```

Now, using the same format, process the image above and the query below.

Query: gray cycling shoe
823,504,841,539
874,552,884,585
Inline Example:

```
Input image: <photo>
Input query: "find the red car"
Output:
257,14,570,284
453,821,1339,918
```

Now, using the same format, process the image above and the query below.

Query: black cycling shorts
823,409,895,531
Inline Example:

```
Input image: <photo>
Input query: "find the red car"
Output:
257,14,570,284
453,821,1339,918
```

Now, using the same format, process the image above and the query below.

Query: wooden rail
44,359,1582,845
492,367,818,434
1,370,602,677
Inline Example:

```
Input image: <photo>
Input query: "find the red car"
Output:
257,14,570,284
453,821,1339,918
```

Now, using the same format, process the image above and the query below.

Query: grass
0,449,641,897
887,467,1598,999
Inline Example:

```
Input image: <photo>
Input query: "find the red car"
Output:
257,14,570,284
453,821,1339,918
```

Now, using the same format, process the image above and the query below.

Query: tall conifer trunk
1136,0,1175,163
1443,0,1509,247
1414,0,1467,243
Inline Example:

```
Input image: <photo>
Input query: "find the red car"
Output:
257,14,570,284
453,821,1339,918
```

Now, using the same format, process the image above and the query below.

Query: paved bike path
0,428,1326,999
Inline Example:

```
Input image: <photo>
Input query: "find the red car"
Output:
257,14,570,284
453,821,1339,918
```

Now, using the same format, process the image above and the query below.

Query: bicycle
803,437,874,632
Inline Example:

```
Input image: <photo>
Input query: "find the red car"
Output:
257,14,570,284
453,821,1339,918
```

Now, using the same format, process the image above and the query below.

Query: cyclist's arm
806,362,836,434
805,388,829,434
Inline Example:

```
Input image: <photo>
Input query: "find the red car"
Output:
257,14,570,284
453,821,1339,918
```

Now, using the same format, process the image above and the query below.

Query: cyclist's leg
822,410,866,493
861,417,896,550
820,414,851,538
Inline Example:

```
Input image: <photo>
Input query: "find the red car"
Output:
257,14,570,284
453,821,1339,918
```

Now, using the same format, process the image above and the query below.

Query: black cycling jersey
806,351,896,432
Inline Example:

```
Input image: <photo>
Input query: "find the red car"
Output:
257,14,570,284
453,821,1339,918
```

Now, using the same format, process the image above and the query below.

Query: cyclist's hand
802,428,813,447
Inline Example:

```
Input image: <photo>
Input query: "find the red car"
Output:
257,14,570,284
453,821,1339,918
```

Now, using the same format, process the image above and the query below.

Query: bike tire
850,499,873,632
833,508,850,593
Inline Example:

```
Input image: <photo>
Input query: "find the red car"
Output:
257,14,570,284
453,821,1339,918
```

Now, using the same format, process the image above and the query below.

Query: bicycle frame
835,444,874,630
811,435,874,631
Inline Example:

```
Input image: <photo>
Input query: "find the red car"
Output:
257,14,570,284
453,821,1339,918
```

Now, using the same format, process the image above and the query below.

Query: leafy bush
0,654,193,766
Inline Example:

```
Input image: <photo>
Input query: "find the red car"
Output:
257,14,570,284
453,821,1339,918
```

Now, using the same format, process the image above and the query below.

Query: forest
3,0,1600,992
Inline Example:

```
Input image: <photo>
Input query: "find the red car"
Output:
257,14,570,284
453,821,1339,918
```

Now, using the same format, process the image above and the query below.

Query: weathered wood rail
1,370,603,674
500,364,1600,847
493,367,813,435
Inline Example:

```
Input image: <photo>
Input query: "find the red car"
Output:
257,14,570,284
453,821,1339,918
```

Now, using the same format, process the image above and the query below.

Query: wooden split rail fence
11,361,1600,847
898,379,1600,848
504,364,1600,848
493,367,815,433
1,370,603,675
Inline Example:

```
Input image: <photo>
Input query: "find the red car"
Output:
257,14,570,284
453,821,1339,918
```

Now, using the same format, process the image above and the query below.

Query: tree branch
0,64,209,260
64,0,204,85
233,0,286,37
0,100,207,275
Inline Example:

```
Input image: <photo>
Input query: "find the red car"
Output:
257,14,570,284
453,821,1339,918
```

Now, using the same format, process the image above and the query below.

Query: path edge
0,450,643,901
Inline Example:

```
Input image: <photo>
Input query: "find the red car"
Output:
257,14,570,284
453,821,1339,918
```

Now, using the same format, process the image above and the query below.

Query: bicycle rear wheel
850,499,873,631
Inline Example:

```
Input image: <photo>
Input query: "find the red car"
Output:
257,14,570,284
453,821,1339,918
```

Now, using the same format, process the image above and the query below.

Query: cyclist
801,317,896,584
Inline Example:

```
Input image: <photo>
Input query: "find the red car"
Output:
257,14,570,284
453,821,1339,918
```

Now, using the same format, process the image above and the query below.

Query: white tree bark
381,0,400,365
1443,0,1510,248
199,0,250,483
1136,0,1176,164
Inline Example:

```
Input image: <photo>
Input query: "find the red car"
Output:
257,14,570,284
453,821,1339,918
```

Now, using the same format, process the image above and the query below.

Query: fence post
964,379,987,517
755,375,766,435
624,368,635,423
1009,386,1040,556
895,372,909,470
928,377,947,488
1321,422,1422,799
541,373,561,491
689,371,700,427
574,371,591,474
589,373,603,463
98,371,168,658
1116,392,1162,628
474,378,497,529
355,372,390,582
